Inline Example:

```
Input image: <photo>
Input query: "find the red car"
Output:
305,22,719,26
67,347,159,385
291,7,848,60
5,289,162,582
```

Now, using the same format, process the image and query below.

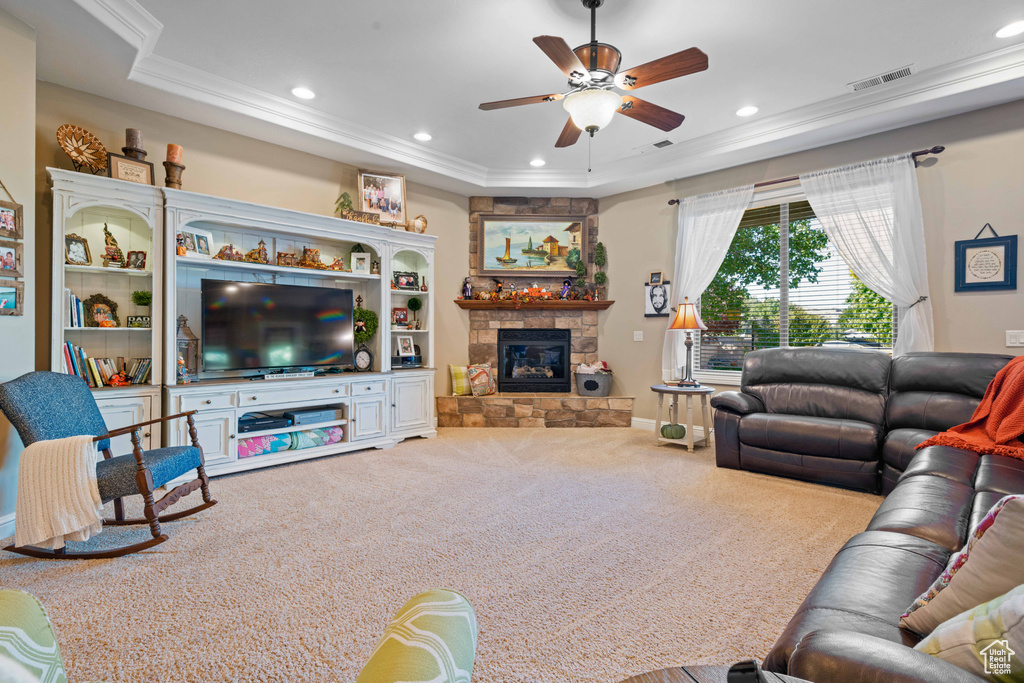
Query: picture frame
0,278,23,316
126,250,147,270
351,253,371,275
648,271,664,286
126,315,151,329
644,281,671,317
478,214,587,277
392,307,409,325
393,271,420,290
0,200,24,240
180,227,214,259
955,227,1017,292
0,240,23,278
64,233,92,266
107,152,155,186
395,334,416,357
357,169,408,227
82,293,120,328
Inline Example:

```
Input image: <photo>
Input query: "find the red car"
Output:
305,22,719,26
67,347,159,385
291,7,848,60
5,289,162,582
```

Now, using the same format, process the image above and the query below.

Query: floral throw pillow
901,495,1024,635
468,364,496,397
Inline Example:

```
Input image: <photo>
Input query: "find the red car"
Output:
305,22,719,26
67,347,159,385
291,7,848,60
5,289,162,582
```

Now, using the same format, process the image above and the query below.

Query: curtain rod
666,146,945,206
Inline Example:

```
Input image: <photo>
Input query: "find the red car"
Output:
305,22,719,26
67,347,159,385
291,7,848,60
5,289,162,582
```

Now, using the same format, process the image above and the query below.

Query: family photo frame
0,240,24,278
180,228,214,259
357,170,407,227
0,278,23,316
0,200,24,240
395,334,416,357
64,233,92,266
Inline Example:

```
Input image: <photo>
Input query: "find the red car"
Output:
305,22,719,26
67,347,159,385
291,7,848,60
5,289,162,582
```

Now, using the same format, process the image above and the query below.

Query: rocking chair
0,371,216,559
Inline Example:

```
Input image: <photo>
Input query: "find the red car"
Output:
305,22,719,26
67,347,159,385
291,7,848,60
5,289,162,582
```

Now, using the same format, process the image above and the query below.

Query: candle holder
121,146,148,161
163,161,186,189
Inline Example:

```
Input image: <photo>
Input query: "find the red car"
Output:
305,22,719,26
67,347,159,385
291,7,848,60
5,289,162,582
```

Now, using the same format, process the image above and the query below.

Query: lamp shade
669,297,707,330
563,88,622,132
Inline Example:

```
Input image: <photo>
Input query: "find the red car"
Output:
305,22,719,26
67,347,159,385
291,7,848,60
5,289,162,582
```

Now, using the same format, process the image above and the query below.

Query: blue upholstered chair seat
96,446,202,503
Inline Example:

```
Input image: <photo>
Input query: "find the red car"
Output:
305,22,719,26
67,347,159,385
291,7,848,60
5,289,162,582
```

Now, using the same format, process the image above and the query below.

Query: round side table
650,384,716,452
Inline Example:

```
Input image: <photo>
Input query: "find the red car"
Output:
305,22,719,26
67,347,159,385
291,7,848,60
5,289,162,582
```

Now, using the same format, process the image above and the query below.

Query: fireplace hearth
497,329,571,393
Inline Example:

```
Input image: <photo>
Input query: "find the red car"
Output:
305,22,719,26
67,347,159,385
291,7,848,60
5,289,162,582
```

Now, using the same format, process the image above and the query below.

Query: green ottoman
0,590,66,683
357,589,477,683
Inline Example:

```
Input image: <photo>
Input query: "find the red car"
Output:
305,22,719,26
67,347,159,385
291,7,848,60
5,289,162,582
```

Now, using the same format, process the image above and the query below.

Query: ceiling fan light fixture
563,88,622,133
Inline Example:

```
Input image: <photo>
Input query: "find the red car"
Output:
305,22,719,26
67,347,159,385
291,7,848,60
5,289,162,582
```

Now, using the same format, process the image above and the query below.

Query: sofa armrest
710,391,764,415
789,630,987,683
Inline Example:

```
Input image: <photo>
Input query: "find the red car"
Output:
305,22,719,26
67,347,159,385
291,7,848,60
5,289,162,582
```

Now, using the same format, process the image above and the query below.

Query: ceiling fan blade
555,117,582,148
615,47,708,90
533,35,591,82
617,96,685,132
479,93,564,111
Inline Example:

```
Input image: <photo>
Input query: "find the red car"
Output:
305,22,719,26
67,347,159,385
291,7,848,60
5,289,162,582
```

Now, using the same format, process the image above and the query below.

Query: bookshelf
388,248,433,370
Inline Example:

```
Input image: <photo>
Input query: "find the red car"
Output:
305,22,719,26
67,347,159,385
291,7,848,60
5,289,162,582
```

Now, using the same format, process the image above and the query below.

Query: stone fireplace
497,329,571,393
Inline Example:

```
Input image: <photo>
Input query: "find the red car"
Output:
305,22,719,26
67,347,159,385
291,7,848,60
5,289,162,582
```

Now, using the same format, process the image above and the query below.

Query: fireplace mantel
454,300,614,310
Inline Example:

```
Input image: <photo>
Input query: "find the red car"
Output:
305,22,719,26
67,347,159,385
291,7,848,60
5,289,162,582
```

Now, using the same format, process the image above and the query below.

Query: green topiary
130,290,152,307
594,271,607,285
407,296,422,321
595,242,606,268
353,307,378,345
660,423,687,439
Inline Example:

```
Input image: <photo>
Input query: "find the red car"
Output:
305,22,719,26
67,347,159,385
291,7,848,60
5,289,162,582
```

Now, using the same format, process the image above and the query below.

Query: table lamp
669,296,707,387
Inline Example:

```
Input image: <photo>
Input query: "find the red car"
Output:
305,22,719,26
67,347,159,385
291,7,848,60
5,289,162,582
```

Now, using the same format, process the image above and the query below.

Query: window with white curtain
696,200,894,375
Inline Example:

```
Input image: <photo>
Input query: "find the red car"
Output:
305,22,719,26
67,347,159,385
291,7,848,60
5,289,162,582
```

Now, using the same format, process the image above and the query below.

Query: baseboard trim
0,512,14,541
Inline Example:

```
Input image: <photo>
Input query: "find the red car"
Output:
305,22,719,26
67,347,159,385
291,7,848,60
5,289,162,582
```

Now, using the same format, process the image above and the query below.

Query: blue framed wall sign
954,224,1017,292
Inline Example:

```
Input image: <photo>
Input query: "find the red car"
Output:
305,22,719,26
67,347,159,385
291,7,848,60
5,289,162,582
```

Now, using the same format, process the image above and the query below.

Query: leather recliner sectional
710,348,1019,682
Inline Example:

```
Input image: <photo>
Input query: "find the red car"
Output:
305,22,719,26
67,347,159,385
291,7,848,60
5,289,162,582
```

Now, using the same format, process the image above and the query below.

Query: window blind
697,201,894,373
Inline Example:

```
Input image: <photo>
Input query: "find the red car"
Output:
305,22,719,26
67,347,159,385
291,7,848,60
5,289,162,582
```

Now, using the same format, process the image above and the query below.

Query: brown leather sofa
708,349,1018,682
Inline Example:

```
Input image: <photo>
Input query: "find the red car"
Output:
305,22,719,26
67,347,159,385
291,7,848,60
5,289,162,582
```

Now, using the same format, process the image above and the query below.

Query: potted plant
131,290,152,309
593,242,607,299
574,258,586,291
335,192,354,216
407,297,423,329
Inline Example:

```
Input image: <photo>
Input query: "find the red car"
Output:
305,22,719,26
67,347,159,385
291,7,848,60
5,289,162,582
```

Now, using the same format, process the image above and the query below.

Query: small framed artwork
0,240,23,278
644,281,671,317
107,152,155,185
126,250,147,270
395,334,416,357
955,226,1017,292
0,200,23,239
357,169,407,226
127,315,151,329
0,278,23,316
648,271,664,285
180,231,198,253
351,253,371,274
392,307,409,325
181,228,214,258
393,271,420,290
64,233,92,266
82,293,120,328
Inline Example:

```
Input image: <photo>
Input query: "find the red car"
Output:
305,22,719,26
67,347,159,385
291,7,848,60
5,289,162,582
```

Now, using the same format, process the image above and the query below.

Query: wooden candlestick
166,144,183,164
122,128,147,161
163,161,185,189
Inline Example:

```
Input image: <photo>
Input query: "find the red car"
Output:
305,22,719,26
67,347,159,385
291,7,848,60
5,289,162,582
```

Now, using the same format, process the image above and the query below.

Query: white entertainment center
48,168,437,481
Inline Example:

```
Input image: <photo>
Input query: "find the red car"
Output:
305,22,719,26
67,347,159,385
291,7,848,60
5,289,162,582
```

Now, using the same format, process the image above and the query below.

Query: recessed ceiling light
996,21,1024,38
414,132,432,142
530,159,546,167
291,87,316,100
736,106,759,117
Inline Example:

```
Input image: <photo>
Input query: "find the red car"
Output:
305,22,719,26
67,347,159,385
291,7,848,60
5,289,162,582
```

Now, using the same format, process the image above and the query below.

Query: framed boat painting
477,214,587,277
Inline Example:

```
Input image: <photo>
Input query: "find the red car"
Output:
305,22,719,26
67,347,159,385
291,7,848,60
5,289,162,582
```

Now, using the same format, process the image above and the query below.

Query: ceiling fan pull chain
588,134,592,173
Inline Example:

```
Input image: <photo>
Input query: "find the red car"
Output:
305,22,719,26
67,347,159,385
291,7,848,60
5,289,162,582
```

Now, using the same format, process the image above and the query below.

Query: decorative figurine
244,239,270,264
371,260,380,275
101,224,125,268
299,247,328,270
276,251,298,267
355,295,364,308
561,279,572,299
462,277,472,299
214,244,244,262
492,277,503,294
328,256,350,272
508,282,517,292
109,371,131,387
176,233,187,256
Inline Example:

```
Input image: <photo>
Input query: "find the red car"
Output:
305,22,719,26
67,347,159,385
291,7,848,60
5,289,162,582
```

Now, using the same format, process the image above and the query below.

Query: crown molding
74,0,1024,197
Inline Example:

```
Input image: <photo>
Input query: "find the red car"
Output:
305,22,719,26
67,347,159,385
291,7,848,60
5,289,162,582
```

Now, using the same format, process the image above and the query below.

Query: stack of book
65,288,85,328
61,341,151,387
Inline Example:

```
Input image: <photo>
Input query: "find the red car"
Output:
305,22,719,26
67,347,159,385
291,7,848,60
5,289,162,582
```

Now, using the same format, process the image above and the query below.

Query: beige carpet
0,428,880,682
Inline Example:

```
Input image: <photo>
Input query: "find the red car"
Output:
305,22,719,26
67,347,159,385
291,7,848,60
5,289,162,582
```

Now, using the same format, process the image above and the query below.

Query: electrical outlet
1007,330,1024,347
633,331,644,342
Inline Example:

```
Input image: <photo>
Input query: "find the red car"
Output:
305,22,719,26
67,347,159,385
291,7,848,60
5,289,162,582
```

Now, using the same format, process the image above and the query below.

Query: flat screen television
201,280,354,372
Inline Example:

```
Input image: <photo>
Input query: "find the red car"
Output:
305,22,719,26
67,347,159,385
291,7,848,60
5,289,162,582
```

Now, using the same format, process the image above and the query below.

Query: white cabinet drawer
180,392,236,412
351,380,387,396
239,382,349,407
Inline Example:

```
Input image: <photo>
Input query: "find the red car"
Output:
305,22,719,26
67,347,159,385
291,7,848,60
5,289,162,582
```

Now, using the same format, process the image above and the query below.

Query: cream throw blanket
15,435,103,550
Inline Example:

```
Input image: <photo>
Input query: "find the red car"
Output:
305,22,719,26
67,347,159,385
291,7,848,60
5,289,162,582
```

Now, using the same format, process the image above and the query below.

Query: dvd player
238,415,291,433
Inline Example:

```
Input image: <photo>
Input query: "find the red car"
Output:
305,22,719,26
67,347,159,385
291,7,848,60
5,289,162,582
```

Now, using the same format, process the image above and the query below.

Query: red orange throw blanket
917,356,1024,459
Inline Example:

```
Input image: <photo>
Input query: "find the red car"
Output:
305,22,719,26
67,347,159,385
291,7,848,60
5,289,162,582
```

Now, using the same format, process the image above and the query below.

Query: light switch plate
633,331,644,342
1008,330,1024,347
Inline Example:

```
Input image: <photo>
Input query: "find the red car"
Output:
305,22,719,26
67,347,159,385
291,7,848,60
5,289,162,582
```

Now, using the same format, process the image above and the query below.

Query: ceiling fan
479,0,708,148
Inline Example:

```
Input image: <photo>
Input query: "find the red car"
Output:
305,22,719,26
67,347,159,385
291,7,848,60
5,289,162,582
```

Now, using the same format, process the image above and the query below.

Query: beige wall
0,10,35,519
34,82,469,392
601,98,1024,422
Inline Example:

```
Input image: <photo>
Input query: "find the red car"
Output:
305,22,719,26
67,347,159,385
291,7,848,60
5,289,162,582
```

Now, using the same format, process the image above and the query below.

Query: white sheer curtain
800,154,933,356
662,185,754,381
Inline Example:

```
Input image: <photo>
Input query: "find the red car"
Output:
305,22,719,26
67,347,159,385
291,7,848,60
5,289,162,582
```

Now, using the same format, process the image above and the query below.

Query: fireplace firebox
496,329,571,393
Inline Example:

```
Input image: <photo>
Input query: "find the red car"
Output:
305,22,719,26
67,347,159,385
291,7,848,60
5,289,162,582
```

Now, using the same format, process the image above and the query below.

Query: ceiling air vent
848,64,917,92
652,139,674,149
